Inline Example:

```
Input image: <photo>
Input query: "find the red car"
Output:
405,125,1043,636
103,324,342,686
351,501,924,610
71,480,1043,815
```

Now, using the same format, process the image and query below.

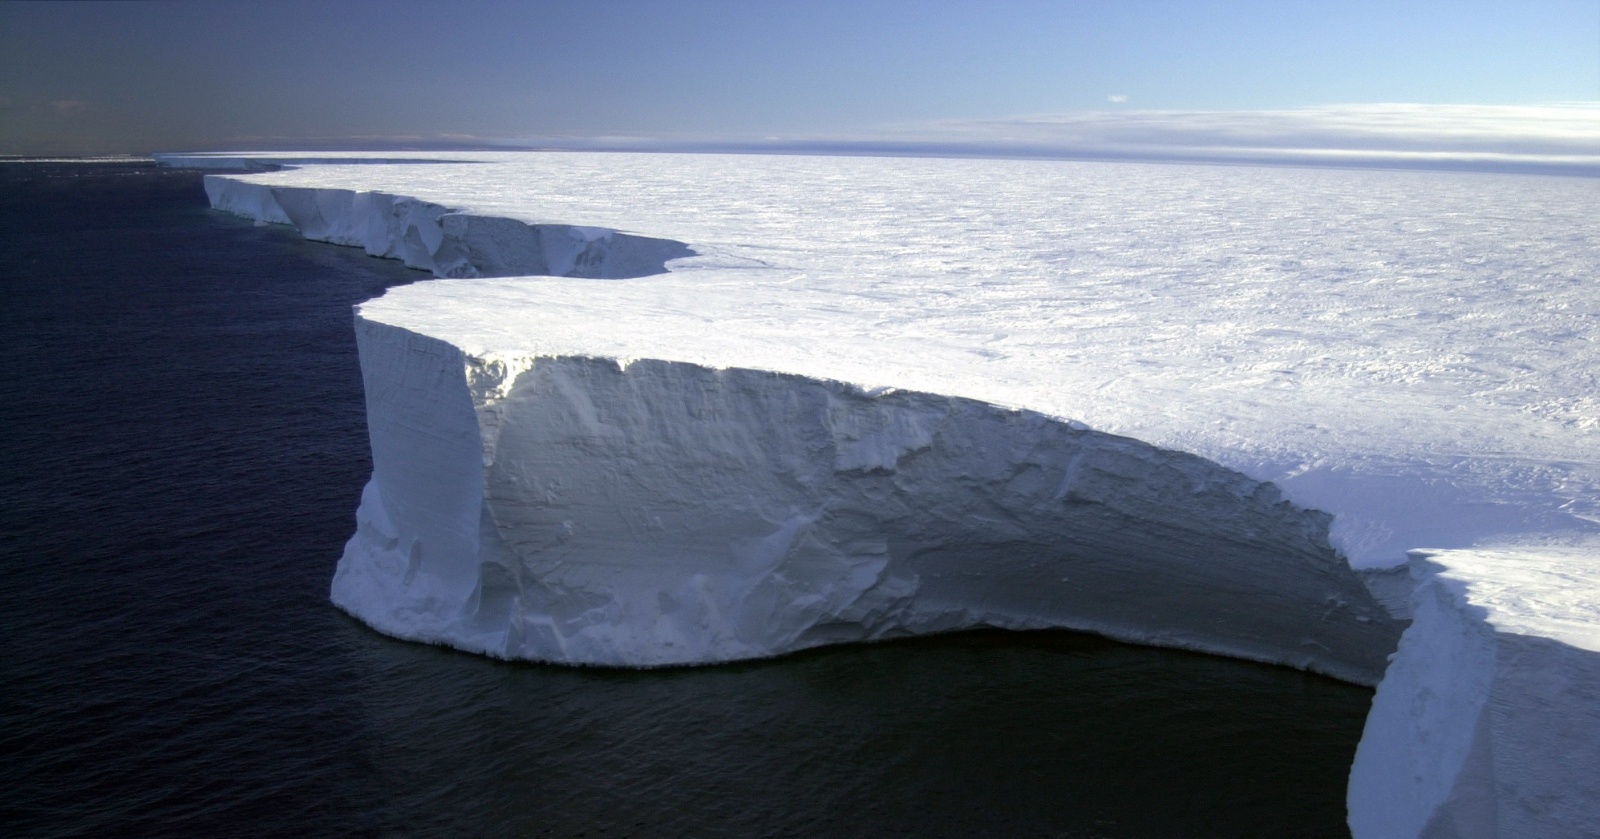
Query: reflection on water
341,622,1369,838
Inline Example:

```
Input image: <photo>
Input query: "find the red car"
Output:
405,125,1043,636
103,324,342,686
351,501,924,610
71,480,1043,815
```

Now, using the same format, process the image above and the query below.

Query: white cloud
497,103,1600,177
891,103,1600,174
1107,94,1128,104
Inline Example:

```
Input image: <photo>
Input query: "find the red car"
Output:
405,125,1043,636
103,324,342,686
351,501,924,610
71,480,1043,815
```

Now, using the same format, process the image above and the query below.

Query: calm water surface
0,162,1371,838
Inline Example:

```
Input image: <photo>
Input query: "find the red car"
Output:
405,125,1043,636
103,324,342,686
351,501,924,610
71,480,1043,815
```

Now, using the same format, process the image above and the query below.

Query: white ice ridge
163,150,1600,836
202,171,692,280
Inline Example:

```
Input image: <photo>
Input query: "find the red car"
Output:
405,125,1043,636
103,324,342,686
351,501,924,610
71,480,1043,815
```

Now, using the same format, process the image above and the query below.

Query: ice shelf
1349,549,1600,838
161,150,1600,837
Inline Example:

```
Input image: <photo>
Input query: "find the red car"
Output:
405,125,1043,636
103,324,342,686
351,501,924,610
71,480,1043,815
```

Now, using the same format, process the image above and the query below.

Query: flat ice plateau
161,150,1599,837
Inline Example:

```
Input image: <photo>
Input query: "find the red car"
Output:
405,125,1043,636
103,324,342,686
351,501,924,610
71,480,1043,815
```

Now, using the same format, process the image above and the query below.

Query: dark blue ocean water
0,162,1371,838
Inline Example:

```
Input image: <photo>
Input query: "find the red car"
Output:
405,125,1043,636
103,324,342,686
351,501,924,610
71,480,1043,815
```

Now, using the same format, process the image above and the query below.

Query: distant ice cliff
205,175,692,280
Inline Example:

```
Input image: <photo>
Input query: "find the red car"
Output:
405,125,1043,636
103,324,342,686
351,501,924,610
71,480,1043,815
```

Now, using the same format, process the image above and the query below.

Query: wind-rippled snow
215,151,1600,568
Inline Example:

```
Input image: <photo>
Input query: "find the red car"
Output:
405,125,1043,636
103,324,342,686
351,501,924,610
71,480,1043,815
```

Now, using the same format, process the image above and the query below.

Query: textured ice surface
175,151,1600,570
337,328,1397,682
166,150,1599,833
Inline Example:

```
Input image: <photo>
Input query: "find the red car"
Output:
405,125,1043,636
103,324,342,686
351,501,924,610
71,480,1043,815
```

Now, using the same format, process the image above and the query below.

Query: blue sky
2,0,1596,165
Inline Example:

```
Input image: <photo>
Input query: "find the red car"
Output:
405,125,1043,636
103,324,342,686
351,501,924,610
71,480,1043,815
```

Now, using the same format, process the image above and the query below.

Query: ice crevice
174,154,1600,839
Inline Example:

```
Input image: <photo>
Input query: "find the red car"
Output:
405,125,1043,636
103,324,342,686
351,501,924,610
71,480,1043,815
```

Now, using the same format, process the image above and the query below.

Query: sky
2,0,1597,170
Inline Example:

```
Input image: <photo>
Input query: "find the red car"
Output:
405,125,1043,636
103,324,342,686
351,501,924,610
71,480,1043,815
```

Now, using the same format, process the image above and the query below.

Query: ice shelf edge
173,155,1600,839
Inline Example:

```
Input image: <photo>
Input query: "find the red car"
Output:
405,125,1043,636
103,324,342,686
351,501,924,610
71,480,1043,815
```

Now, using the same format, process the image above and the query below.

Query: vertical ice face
332,331,1403,683
195,155,1405,679
1349,549,1600,839
171,151,1600,834
332,321,489,634
202,176,693,280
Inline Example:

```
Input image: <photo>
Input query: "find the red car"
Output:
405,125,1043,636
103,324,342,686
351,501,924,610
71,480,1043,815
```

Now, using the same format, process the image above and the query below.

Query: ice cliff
339,331,1399,682
204,175,692,280
200,171,1399,683
170,152,1600,837
1350,550,1600,838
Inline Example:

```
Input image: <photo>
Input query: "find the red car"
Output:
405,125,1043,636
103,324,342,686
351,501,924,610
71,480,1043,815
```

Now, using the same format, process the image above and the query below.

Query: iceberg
160,150,1600,836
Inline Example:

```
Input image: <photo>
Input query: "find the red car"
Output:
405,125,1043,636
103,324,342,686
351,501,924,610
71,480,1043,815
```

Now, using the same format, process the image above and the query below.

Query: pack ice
161,151,1600,837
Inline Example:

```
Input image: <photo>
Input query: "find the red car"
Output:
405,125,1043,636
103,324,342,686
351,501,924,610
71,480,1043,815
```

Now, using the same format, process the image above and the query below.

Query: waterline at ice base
160,150,1600,838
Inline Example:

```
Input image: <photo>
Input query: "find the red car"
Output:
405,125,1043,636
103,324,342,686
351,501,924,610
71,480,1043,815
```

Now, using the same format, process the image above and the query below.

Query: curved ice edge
185,164,1400,684
1350,549,1600,839
179,158,1599,837
335,320,1404,687
193,164,695,280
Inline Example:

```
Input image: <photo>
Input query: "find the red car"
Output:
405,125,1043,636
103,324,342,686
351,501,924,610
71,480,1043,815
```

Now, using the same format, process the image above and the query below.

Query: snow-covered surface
162,150,1599,833
1350,548,1600,838
168,150,1600,569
